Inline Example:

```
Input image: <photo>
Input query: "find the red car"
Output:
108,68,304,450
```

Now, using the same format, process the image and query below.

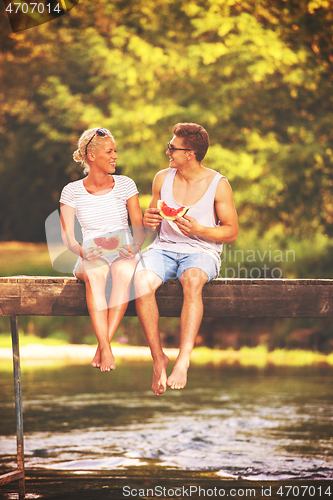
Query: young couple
60,123,238,396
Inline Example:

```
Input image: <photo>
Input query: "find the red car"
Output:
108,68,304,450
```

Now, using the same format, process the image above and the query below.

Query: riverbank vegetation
1,333,333,368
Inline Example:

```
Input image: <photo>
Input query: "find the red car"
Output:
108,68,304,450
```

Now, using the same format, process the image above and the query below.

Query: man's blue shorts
136,249,219,284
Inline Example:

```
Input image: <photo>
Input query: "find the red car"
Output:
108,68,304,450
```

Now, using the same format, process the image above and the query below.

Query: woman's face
91,137,118,174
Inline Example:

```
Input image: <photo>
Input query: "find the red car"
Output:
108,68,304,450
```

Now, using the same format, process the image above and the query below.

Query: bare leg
135,270,169,396
75,259,115,372
167,268,207,390
108,255,140,333
92,256,140,367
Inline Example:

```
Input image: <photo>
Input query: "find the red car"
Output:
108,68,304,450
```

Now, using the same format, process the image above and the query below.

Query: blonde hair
73,128,114,174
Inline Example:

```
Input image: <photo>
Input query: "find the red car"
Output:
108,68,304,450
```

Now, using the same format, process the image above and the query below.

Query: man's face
166,135,192,168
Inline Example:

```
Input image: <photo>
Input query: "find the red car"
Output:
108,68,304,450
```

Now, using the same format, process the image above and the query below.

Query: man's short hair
173,123,209,162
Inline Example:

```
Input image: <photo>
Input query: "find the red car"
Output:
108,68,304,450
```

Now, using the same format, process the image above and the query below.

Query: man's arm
143,169,169,230
175,178,238,243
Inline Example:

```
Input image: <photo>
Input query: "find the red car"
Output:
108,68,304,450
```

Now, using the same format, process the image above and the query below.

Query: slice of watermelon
157,200,189,221
91,234,123,254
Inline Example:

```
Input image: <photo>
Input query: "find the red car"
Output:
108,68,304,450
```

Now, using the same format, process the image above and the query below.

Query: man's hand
174,215,201,237
81,246,104,261
144,207,163,230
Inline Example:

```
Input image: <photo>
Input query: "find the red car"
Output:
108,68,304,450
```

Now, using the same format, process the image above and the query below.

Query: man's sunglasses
85,128,109,155
167,142,192,152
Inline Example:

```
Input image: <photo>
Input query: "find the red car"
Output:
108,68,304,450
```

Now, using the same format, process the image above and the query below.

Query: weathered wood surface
0,276,332,318
0,470,24,486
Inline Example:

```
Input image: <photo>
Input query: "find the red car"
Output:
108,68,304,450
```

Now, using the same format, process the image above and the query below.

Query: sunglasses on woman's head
85,128,109,155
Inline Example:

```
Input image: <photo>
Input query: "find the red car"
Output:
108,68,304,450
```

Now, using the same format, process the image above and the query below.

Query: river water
0,361,332,485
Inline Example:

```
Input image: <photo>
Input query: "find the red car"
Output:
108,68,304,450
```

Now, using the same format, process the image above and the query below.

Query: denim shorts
136,249,219,284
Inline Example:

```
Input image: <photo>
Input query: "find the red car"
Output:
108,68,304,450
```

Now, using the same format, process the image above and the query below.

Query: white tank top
149,168,225,264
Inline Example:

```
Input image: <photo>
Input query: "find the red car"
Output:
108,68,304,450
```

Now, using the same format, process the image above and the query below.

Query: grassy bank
0,241,65,277
1,334,332,368
0,332,68,348
191,345,333,368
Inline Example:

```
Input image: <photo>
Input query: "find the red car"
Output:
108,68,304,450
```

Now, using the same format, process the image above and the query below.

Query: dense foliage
0,0,332,245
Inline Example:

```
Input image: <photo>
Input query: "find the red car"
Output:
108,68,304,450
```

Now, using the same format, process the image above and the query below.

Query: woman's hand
80,246,104,261
119,244,141,259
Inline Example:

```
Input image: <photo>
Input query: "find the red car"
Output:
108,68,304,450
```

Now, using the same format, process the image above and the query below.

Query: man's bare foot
91,345,101,368
166,359,190,389
99,346,116,372
152,354,169,396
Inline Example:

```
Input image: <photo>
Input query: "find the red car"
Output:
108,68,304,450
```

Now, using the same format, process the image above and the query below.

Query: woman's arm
60,203,81,255
118,194,145,258
60,203,103,261
128,193,145,246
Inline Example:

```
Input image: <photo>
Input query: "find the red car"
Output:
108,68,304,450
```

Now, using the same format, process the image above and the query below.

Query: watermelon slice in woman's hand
157,200,189,221
91,234,123,254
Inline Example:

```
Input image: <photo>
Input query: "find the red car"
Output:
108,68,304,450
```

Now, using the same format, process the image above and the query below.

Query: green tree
0,0,332,242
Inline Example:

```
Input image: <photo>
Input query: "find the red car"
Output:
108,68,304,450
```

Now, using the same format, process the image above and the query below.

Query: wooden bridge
1,276,333,498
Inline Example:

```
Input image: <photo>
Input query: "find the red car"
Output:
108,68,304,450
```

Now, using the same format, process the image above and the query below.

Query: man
135,123,238,395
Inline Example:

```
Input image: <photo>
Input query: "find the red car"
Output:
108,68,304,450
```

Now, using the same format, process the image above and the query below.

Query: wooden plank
0,277,332,318
154,280,333,318
203,282,332,318
0,280,88,316
0,469,24,486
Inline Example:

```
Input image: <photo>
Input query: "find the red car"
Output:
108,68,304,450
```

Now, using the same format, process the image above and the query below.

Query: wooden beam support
0,470,25,486
10,316,25,499
0,317,25,498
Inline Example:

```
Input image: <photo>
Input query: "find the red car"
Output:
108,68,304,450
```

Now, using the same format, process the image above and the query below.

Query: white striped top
60,176,138,242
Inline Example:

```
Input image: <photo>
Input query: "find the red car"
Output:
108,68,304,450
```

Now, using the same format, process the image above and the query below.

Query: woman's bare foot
152,354,169,396
166,358,190,390
99,346,116,372
91,345,101,368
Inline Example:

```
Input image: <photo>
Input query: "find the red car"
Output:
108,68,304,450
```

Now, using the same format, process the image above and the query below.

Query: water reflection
0,363,332,480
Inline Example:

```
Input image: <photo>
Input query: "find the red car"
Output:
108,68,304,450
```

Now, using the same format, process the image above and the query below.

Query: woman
60,128,144,372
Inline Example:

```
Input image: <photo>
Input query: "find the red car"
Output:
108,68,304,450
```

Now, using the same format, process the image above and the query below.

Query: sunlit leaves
0,0,332,240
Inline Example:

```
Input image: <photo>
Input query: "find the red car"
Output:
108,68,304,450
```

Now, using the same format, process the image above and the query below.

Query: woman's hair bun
73,149,83,163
